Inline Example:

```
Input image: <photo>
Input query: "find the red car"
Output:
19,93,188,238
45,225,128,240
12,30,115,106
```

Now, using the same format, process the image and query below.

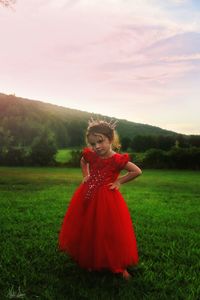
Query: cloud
167,0,189,5
90,30,200,92
161,53,200,62
145,32,200,56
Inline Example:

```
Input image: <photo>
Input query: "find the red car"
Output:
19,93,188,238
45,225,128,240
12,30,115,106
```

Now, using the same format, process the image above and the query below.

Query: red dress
58,148,139,273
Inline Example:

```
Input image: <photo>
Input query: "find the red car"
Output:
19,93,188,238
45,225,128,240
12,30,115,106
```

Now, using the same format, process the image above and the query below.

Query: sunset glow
0,0,200,134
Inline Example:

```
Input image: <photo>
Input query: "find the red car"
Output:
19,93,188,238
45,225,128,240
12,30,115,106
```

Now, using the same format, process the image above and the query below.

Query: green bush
66,150,82,167
143,149,168,169
142,147,200,169
168,147,200,170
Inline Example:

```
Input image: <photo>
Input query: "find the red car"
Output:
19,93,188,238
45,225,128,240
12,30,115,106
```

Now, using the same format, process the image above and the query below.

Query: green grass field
0,167,199,300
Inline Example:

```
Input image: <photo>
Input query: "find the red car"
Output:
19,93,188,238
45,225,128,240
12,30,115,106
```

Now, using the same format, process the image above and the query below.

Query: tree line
61,146,200,170
120,134,200,152
0,124,200,169
131,147,200,170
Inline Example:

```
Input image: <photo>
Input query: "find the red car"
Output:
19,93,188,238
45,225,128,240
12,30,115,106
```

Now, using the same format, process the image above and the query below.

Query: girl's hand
82,175,90,183
108,181,121,190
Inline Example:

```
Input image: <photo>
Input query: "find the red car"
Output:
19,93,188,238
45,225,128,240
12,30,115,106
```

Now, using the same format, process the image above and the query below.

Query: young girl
58,119,142,280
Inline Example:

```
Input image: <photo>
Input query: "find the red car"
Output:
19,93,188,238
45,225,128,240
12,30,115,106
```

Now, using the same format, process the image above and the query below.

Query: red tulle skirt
58,183,138,273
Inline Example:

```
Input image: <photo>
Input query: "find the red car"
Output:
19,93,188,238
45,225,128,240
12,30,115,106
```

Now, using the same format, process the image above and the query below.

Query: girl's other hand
82,175,90,183
108,181,121,190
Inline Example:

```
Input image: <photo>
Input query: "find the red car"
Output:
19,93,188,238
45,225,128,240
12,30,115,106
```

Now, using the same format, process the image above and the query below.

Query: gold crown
88,117,118,130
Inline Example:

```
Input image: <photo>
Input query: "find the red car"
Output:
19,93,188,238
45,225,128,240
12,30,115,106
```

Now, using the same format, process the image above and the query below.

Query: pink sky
0,0,200,134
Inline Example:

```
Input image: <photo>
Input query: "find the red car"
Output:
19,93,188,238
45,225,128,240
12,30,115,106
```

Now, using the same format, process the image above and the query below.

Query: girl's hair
86,119,121,150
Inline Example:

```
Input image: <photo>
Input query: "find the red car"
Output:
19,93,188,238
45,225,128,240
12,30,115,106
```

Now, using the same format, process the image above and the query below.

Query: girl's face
87,133,112,158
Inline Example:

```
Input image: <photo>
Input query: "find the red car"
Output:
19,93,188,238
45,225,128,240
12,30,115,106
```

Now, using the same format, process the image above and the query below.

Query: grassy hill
0,93,180,148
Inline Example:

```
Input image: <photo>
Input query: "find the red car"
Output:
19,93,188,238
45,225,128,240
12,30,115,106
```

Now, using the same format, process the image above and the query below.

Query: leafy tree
176,134,189,148
141,147,200,170
30,129,57,166
121,137,131,151
188,135,200,148
67,121,86,147
131,135,155,152
48,119,70,147
130,135,176,152
168,147,200,169
4,147,28,166
155,135,175,150
143,149,168,169
0,127,13,150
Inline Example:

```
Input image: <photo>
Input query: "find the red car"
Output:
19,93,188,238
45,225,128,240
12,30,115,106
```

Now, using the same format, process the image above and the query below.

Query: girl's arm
109,162,142,190
80,157,90,182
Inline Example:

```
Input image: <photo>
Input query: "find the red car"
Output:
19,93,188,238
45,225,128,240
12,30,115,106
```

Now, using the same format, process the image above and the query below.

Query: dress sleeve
82,148,94,163
116,153,130,170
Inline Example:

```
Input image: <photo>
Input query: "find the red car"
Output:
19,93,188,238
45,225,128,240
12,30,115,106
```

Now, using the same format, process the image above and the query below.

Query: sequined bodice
82,148,129,203
83,154,120,201
88,157,119,186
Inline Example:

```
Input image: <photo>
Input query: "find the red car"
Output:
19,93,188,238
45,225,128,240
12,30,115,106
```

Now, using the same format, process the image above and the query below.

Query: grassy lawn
55,149,72,164
0,167,199,299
